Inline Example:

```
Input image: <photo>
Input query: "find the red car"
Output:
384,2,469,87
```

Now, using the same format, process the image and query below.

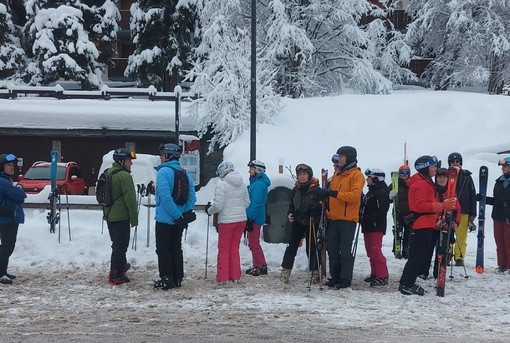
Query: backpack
96,168,122,207
169,166,190,205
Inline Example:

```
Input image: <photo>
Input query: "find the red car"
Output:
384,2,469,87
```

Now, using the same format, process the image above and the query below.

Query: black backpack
169,166,190,205
96,168,122,207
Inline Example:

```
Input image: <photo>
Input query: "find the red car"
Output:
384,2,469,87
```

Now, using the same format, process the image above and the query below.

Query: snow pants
155,222,184,280
217,221,245,282
247,223,267,268
0,223,18,277
363,231,388,279
494,219,510,269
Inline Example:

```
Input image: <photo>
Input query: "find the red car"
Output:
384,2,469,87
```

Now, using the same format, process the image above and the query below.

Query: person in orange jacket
316,146,365,289
398,156,458,296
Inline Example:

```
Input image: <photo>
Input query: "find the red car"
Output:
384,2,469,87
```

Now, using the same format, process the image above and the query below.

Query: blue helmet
113,148,136,164
159,143,182,160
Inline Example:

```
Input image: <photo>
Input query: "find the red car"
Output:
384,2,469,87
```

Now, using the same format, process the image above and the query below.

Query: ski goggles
415,155,439,171
129,151,137,159
2,153,18,164
399,169,410,176
498,157,510,166
331,154,339,163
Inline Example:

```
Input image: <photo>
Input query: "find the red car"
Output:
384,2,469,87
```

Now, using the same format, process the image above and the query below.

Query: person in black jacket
361,168,390,287
448,152,477,266
0,153,26,285
486,157,510,272
280,164,322,284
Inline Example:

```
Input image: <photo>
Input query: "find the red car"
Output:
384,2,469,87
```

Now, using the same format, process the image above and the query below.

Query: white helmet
364,168,385,182
216,161,234,179
248,160,266,174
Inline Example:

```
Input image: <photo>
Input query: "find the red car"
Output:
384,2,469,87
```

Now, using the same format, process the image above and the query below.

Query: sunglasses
450,159,461,164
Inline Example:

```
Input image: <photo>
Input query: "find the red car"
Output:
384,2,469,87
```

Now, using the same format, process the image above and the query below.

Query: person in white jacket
205,161,250,284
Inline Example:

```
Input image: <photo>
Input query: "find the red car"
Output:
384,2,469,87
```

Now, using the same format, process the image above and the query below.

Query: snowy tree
126,0,200,90
186,0,280,152
0,2,25,79
406,0,510,92
21,0,103,89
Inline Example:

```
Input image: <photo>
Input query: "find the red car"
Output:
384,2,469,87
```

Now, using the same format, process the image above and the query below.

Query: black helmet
0,153,18,167
159,143,182,160
448,152,462,165
415,155,438,175
295,163,313,180
113,148,136,164
336,146,357,164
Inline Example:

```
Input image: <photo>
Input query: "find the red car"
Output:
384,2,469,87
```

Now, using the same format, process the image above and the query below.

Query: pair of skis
47,150,71,242
391,171,404,259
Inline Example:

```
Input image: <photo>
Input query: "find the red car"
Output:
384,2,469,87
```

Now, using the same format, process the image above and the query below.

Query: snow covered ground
1,89,510,342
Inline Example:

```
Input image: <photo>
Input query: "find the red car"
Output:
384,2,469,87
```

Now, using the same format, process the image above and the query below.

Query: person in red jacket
398,155,457,296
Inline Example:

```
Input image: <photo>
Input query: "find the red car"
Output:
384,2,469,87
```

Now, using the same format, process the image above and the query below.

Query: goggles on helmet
415,155,439,171
4,153,18,163
399,169,410,176
498,157,510,166
331,154,339,163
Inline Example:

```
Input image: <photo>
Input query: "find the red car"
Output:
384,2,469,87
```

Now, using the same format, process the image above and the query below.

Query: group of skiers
1,147,510,296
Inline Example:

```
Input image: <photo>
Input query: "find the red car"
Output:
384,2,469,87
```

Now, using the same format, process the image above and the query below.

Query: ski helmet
448,152,463,165
364,168,385,182
295,163,313,180
398,164,411,176
436,168,449,178
498,157,510,166
216,161,234,179
336,146,357,164
414,155,438,175
113,148,136,164
0,153,18,168
159,143,182,160
248,160,266,173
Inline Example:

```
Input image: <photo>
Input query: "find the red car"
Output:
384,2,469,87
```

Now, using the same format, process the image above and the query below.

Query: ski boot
280,268,291,284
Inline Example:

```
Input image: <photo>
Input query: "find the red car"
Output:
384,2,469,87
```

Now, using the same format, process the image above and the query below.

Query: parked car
18,161,87,195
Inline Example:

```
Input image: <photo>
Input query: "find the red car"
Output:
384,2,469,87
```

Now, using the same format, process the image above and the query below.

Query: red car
18,161,87,195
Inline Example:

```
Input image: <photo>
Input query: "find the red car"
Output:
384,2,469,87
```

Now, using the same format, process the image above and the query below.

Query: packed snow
2,88,510,342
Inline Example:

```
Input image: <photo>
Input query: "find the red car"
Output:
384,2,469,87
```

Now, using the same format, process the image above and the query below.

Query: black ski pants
155,222,184,280
281,220,320,271
327,220,357,283
0,223,18,276
400,228,434,287
107,220,130,273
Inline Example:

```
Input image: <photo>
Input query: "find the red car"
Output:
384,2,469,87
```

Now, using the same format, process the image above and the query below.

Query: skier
361,168,390,287
0,154,26,285
398,155,456,295
280,164,322,284
447,152,477,267
485,157,510,273
389,164,412,259
205,161,250,285
104,148,138,285
154,143,196,290
316,146,365,289
245,160,271,276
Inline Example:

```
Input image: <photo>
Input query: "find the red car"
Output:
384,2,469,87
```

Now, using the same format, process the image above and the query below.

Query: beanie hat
364,168,385,182
336,146,357,165
436,168,449,178
448,152,462,165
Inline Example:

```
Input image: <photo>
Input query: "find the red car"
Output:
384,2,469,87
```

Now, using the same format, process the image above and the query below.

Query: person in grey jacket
206,161,250,284
0,153,26,285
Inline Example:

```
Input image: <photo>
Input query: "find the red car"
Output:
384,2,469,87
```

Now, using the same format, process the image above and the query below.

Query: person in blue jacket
245,160,271,276
153,143,196,290
0,153,26,285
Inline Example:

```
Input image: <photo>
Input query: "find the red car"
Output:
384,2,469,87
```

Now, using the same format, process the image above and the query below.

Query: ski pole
205,208,210,279
65,192,71,241
146,182,152,248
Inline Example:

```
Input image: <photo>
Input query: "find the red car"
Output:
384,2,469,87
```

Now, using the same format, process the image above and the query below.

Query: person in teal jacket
0,153,26,285
245,160,271,276
104,148,138,285
154,143,196,290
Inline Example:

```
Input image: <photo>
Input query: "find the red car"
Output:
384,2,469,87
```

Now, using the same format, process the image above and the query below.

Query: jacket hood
154,160,181,171
251,172,271,187
224,170,244,187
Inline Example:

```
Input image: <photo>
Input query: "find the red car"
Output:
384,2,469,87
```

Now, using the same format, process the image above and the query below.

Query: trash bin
263,186,293,244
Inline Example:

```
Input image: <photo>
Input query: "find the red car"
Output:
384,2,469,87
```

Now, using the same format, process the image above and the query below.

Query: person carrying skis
398,155,457,295
245,160,271,276
316,146,365,289
154,143,196,290
389,164,412,259
0,153,26,285
280,164,322,284
205,161,250,285
485,157,510,273
447,152,477,267
104,148,138,285
361,168,390,287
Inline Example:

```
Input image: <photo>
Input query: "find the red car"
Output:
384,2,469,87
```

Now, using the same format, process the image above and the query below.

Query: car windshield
24,166,66,180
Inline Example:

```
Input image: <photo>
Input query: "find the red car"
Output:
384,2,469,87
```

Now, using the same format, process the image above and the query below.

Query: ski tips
475,266,484,274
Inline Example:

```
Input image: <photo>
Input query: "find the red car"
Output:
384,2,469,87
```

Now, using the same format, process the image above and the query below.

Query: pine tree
126,0,200,90
0,2,25,80
21,0,103,89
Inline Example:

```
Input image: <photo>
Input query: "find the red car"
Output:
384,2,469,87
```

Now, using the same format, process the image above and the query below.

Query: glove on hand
205,202,212,216
175,216,188,229
389,190,398,199
475,193,483,201
468,220,476,232
443,198,456,211
449,231,456,244
183,210,197,224
316,188,338,199
307,203,322,216
245,219,255,232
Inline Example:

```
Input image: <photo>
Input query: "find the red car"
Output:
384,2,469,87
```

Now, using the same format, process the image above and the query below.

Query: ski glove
245,219,255,232
205,202,212,216
306,203,322,216
175,216,188,229
183,210,197,224
389,190,398,199
443,198,456,211
316,188,338,199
